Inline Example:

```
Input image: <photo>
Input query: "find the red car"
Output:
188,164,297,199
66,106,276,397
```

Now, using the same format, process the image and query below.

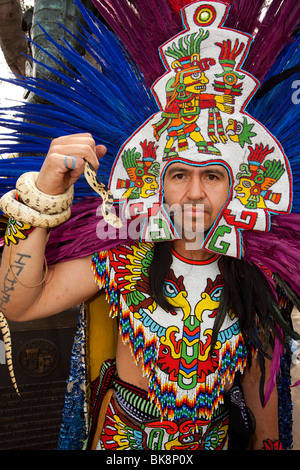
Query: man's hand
36,133,107,195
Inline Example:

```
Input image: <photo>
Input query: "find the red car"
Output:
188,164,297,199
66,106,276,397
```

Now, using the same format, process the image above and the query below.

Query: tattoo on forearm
0,252,32,309
11,252,31,275
1,272,17,306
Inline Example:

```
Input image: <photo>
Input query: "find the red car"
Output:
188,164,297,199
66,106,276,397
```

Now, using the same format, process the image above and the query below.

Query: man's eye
174,173,185,180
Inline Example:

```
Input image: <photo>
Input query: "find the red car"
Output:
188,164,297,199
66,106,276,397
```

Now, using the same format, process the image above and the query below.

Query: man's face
163,162,230,240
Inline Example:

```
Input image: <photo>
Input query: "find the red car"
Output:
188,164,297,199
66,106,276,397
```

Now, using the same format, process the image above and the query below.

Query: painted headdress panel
109,0,292,258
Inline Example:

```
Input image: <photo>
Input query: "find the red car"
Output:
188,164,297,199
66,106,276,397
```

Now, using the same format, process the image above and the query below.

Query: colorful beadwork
4,218,35,246
58,306,88,450
98,397,230,450
92,241,249,422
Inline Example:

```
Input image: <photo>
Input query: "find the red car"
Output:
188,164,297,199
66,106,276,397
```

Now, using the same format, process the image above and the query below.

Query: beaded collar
92,241,249,422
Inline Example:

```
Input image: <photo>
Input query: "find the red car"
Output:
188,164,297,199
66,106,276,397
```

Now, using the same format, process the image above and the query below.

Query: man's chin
181,226,205,244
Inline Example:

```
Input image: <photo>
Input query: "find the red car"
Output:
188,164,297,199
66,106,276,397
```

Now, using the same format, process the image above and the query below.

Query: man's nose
187,177,205,200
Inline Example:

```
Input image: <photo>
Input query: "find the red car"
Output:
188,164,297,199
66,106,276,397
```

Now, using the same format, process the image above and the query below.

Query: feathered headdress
107,1,292,260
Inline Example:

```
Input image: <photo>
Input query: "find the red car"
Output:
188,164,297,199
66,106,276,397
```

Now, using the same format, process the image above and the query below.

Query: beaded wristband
4,217,35,246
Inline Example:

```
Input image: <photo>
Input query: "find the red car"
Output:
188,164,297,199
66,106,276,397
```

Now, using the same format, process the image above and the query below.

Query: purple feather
243,213,300,403
243,213,300,298
225,0,265,35
242,0,300,81
264,329,284,406
45,197,136,265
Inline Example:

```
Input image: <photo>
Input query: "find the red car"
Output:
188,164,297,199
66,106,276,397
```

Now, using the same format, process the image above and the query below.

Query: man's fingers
51,133,95,147
51,144,99,171
36,134,105,195
95,144,107,160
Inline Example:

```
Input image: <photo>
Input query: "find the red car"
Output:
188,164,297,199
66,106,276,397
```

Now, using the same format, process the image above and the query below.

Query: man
0,132,280,450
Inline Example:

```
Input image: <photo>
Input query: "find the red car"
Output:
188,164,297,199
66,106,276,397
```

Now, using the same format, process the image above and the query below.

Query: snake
83,161,122,228
0,161,123,229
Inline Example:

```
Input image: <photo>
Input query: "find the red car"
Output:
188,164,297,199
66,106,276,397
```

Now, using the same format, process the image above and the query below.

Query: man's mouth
183,203,205,213
184,207,204,214
183,207,206,225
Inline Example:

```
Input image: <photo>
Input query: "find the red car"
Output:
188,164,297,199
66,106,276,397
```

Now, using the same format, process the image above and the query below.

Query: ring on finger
64,155,76,170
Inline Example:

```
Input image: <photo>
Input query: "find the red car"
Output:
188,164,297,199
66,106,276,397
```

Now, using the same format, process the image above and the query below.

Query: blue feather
247,32,300,213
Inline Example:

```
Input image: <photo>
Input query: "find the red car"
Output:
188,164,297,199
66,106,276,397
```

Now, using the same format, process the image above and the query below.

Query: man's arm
241,353,280,450
0,133,106,321
0,236,99,322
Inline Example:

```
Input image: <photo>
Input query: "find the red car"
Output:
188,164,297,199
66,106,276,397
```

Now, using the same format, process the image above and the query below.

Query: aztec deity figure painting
109,1,292,259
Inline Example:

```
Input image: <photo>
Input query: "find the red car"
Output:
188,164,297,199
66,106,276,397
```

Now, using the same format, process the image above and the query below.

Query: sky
0,51,24,157
0,49,24,103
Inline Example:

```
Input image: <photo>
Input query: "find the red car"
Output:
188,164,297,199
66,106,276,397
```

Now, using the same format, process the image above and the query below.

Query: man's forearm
242,355,279,450
0,226,49,320
0,133,105,320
